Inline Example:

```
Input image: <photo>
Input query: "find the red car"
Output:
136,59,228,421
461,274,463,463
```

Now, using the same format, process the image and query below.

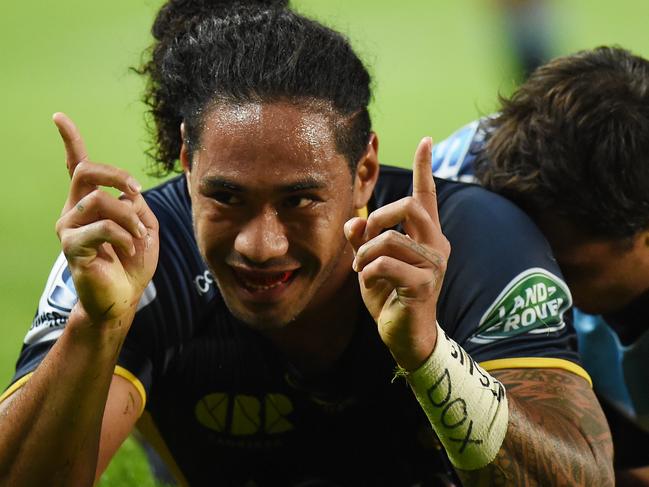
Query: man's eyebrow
199,177,243,192
199,176,327,193
279,179,326,192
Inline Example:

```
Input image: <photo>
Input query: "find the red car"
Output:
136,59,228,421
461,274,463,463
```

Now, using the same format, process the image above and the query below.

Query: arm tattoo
455,368,614,487
123,391,136,416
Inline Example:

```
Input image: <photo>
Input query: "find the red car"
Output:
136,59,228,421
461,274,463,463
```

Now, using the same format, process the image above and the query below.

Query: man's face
537,215,649,315
184,102,367,330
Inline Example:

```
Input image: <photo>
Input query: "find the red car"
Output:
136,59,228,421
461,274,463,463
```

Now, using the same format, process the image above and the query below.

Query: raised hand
53,112,159,328
344,137,450,371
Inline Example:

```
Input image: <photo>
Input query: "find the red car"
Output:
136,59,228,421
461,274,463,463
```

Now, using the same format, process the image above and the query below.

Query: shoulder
440,178,560,282
436,180,574,352
439,178,544,238
373,163,546,244
376,164,541,231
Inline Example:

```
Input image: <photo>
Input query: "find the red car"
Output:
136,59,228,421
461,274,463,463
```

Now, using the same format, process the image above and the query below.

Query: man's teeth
244,279,284,290
241,271,293,290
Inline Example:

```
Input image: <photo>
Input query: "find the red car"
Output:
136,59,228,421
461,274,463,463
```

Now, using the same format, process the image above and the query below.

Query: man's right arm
0,311,142,486
0,112,159,487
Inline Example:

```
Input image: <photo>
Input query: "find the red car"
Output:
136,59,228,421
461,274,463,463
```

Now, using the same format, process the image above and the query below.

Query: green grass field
2,0,649,484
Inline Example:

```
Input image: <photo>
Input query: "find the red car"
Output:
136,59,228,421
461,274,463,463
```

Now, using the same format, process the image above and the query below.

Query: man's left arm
345,137,614,486
463,367,613,485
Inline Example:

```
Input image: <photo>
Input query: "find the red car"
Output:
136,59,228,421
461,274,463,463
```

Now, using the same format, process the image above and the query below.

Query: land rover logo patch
472,268,572,343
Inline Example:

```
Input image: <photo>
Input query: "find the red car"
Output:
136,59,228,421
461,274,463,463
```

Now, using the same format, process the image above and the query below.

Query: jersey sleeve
0,250,159,410
436,183,587,380
1,176,213,409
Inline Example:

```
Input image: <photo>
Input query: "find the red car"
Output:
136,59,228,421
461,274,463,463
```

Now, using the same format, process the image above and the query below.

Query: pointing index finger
52,112,89,178
412,136,439,225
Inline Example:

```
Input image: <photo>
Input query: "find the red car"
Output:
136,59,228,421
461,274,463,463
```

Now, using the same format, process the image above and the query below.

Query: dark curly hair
475,46,649,239
137,0,372,176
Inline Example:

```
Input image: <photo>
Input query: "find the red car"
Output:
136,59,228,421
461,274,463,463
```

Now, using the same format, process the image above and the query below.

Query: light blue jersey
431,120,482,183
574,310,649,430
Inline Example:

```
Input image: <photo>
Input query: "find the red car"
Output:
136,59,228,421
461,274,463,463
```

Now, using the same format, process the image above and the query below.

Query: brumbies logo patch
471,268,572,344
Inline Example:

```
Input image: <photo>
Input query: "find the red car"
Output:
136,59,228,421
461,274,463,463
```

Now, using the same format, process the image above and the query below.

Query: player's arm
0,113,159,487
344,137,614,486
0,370,142,486
458,367,613,485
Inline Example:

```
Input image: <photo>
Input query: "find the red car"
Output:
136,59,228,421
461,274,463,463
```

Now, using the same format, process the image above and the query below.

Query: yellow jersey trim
0,366,147,414
479,357,592,387
114,366,147,416
137,411,190,487
0,372,34,404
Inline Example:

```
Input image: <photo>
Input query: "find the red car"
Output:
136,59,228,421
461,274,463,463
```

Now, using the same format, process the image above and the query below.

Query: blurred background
1,0,649,484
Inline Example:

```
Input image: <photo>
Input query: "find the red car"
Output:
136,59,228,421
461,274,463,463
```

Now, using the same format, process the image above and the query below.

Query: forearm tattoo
455,368,614,487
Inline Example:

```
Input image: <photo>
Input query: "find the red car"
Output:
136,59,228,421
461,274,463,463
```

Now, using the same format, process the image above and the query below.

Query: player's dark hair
137,0,372,176
476,46,649,239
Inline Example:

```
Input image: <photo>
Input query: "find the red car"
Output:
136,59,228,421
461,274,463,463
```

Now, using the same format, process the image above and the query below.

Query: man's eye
211,192,243,206
284,196,314,209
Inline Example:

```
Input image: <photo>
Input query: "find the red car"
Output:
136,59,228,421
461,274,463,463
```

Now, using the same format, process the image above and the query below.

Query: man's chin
226,302,298,331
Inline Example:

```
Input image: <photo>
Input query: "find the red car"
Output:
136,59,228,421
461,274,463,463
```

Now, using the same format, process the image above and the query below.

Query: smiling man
0,1,613,486
186,103,360,331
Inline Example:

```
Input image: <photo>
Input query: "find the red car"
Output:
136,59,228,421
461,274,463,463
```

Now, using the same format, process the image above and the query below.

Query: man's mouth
232,268,297,291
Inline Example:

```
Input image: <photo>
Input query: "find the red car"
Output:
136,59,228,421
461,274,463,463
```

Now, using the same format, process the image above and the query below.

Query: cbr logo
195,393,294,435
194,270,214,296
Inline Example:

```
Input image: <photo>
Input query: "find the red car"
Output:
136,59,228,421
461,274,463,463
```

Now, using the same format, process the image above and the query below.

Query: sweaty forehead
193,101,349,181
203,101,335,150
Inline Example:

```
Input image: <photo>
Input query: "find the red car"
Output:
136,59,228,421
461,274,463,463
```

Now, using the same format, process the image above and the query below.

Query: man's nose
234,207,289,263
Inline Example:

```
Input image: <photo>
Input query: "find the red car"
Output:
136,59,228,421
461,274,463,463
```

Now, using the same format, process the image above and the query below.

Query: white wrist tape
404,322,509,470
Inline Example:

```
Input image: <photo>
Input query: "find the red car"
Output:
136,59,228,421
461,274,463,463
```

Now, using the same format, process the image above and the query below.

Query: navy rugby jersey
2,166,589,486
432,118,649,469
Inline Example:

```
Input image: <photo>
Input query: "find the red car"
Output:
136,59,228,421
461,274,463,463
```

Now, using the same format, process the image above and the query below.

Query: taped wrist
403,322,509,470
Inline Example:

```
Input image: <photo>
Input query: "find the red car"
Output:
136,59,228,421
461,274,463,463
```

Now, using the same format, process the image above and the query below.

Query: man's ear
180,123,192,193
353,132,380,209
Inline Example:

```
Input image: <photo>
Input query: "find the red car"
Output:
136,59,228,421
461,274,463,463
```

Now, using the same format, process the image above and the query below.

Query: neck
263,273,363,374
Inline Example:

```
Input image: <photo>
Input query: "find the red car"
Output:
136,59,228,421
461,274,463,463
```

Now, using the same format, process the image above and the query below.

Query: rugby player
0,1,613,486
432,45,649,485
